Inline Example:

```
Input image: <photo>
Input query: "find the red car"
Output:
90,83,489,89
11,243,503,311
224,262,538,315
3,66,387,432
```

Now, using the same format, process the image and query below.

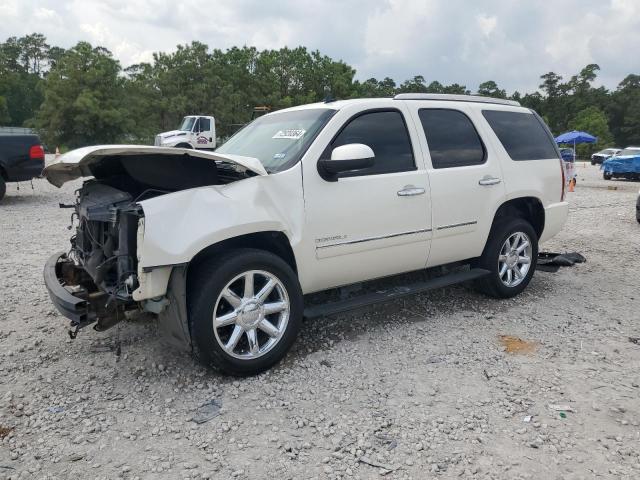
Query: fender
137,165,305,270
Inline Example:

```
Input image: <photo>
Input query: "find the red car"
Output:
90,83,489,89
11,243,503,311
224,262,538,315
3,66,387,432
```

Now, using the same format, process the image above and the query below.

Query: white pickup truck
154,115,216,150
43,94,568,375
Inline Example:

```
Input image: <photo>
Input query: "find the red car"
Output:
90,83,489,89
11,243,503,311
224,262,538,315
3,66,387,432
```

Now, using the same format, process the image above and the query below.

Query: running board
303,268,491,319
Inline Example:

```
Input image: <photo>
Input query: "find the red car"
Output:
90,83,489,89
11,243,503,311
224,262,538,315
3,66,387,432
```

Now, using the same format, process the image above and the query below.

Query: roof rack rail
393,93,521,107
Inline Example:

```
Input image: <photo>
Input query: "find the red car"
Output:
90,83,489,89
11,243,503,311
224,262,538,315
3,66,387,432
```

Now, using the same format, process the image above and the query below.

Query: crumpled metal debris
537,252,586,272
358,456,400,475
548,404,575,413
191,399,222,424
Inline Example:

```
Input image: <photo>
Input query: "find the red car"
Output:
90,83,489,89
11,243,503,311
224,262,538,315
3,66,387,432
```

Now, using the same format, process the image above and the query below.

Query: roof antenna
323,85,335,103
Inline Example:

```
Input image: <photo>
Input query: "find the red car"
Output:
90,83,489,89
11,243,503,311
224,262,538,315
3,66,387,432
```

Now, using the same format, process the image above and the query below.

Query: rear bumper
540,202,569,243
43,252,91,325
6,157,44,181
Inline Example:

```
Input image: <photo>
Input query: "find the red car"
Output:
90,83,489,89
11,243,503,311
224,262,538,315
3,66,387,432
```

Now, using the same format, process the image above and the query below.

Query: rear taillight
559,158,566,201
29,145,45,160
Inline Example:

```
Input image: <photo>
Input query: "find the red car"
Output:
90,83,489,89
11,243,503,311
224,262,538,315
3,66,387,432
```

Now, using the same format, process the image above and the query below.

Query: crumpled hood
44,145,267,187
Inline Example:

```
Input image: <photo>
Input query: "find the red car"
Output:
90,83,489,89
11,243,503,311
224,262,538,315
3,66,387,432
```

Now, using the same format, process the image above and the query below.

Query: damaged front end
43,145,267,338
45,182,144,337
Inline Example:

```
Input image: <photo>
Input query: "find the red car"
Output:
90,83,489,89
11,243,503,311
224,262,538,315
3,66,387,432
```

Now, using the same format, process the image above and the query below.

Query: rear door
407,103,506,267
480,108,564,211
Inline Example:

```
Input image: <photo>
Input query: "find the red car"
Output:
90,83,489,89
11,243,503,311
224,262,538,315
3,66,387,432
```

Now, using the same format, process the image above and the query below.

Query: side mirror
318,143,375,178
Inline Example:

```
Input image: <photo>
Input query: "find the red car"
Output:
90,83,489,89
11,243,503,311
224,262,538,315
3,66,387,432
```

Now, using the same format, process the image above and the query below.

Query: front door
194,117,215,149
301,107,432,293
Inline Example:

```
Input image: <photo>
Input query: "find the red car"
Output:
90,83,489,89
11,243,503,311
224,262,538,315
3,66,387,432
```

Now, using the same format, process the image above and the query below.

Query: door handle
397,186,426,197
478,176,501,186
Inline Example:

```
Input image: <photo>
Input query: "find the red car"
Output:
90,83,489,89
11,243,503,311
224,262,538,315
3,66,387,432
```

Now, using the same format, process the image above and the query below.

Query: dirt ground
1,161,639,480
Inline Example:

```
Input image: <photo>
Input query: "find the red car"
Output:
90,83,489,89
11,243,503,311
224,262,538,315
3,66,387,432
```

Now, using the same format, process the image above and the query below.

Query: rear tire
0,177,5,201
475,218,538,298
188,248,303,376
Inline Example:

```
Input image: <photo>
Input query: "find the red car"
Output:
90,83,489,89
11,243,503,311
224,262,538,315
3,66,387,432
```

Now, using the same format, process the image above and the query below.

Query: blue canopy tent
554,130,597,161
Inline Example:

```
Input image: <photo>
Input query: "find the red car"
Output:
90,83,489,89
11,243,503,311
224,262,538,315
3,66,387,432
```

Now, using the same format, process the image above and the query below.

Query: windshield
179,117,196,132
216,108,336,173
617,148,640,156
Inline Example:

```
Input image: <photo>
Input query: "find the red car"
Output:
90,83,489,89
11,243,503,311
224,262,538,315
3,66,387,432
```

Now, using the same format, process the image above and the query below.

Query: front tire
0,177,5,201
603,171,612,180
475,218,538,298
188,249,303,376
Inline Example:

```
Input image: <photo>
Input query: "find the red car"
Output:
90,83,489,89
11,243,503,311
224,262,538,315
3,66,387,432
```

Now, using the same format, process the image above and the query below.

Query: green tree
442,83,469,95
0,96,10,125
397,75,428,93
18,33,50,74
609,74,640,146
477,80,506,99
568,106,613,156
426,81,444,93
35,42,132,147
0,34,47,126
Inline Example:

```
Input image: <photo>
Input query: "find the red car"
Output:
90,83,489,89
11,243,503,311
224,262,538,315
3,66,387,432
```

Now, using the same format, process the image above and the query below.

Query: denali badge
315,235,347,244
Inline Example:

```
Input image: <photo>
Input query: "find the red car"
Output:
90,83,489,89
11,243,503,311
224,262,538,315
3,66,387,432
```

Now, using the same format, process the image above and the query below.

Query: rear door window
482,110,559,161
418,109,485,169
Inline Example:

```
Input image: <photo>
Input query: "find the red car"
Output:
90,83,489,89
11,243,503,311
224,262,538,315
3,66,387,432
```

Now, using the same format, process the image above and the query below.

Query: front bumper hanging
43,252,127,336
44,252,93,326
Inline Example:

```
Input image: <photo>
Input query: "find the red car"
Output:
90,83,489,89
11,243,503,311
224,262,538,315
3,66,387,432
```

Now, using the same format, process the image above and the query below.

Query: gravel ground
1,161,639,480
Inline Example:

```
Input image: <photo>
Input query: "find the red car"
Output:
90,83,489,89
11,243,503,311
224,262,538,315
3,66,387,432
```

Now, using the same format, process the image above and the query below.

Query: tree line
1,33,639,153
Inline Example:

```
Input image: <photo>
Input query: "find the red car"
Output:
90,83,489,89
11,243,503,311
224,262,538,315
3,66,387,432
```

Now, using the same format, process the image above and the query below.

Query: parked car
591,148,621,165
602,146,640,180
43,94,568,375
0,134,46,201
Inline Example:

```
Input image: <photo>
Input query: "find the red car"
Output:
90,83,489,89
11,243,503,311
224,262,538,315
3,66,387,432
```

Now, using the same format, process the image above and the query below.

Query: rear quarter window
482,110,559,161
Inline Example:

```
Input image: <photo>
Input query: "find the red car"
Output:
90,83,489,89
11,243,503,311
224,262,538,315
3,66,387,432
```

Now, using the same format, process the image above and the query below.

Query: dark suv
0,134,45,201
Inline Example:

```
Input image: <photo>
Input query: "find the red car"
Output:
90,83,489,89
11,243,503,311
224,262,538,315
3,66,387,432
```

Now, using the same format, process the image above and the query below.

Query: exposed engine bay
47,152,257,336
70,182,142,303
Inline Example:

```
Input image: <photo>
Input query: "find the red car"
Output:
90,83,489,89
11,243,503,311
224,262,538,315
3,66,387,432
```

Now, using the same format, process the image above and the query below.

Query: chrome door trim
316,228,432,249
436,220,478,231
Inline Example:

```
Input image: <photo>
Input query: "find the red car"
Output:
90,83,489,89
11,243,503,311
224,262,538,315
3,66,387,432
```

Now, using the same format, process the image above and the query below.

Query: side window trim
418,107,487,169
320,108,417,179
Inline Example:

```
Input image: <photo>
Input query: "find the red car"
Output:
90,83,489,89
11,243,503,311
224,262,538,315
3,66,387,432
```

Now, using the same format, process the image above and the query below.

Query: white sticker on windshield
273,129,306,140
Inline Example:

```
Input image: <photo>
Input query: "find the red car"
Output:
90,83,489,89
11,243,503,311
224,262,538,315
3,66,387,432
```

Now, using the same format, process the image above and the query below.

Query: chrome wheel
212,270,290,360
498,232,532,288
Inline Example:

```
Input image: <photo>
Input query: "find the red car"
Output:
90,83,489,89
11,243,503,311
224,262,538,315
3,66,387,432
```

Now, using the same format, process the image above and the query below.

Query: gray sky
2,0,639,93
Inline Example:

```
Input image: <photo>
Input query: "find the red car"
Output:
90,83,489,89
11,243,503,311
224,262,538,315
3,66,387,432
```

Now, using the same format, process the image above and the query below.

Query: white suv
43,94,568,375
